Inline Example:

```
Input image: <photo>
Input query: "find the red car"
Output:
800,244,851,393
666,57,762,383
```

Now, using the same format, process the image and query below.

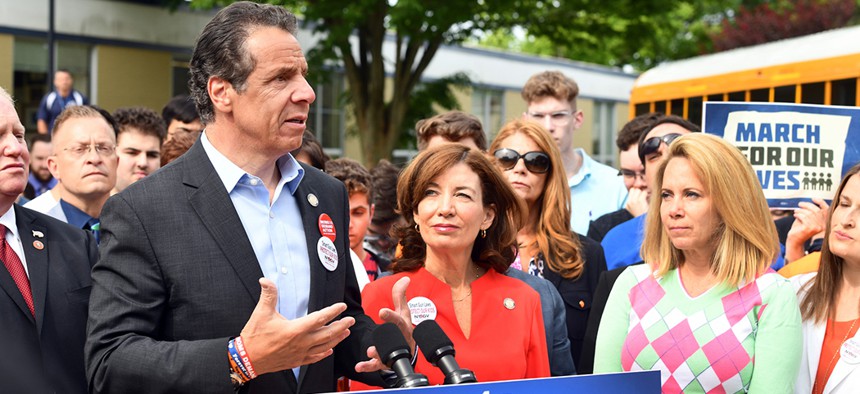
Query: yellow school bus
630,25,860,125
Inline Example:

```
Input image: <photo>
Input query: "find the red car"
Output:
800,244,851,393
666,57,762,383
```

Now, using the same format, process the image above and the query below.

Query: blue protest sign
702,102,860,208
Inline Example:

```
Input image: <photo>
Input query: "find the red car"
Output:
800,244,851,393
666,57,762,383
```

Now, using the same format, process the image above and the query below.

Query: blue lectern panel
352,370,661,393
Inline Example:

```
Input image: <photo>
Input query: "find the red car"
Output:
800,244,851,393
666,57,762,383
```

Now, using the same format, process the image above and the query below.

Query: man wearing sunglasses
521,71,628,235
601,115,699,270
587,113,663,243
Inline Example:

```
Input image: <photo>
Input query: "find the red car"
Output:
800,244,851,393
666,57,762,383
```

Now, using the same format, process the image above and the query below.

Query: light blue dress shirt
201,133,309,377
568,148,628,235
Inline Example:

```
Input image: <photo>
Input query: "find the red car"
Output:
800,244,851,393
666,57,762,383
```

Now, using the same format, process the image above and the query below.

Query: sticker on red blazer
318,214,336,242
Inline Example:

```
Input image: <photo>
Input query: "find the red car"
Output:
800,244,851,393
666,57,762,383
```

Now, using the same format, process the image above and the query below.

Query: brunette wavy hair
489,120,584,279
391,144,525,273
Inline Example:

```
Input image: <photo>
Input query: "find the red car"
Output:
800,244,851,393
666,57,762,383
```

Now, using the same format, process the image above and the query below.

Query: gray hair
188,1,298,124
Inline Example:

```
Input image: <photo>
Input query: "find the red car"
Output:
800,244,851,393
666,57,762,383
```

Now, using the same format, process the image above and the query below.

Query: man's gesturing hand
240,278,355,376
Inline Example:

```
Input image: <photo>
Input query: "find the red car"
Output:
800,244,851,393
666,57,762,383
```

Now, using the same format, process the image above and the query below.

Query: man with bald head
27,106,118,243
0,86,98,393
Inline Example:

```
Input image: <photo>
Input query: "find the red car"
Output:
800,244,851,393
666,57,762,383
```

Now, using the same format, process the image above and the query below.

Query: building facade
0,0,636,165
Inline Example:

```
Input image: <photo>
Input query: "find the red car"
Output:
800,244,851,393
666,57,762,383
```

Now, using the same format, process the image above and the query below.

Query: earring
480,229,487,238
415,224,420,233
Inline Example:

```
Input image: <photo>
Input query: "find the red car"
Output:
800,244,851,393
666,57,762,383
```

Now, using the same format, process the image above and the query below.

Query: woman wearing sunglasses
489,120,607,369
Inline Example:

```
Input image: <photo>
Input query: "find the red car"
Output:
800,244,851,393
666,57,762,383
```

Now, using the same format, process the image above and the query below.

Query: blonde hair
489,120,583,279
0,86,12,103
641,133,779,286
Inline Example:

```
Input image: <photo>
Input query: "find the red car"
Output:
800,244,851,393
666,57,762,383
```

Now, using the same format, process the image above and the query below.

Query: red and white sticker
317,237,338,272
407,296,437,325
318,213,336,242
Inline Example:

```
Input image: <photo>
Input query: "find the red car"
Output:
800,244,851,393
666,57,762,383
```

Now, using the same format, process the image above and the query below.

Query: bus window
728,91,745,102
635,103,651,116
831,78,857,106
801,82,825,104
688,96,703,125
750,88,769,102
774,85,795,103
707,94,722,102
670,98,684,116
654,101,667,114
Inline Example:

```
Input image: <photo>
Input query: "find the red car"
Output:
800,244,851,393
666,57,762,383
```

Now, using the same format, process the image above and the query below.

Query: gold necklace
451,264,482,302
818,317,859,392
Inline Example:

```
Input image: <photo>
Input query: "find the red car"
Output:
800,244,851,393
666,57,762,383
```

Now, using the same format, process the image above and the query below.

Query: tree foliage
490,0,738,71
711,0,858,51
171,0,527,165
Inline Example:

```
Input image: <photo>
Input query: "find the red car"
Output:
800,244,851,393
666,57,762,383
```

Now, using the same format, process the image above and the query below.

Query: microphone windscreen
413,320,453,364
372,323,409,365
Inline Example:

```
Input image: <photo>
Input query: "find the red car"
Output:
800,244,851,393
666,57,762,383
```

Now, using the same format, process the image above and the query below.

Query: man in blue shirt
521,71,627,234
602,116,698,269
85,3,397,393
36,70,89,135
29,106,118,243
24,134,57,200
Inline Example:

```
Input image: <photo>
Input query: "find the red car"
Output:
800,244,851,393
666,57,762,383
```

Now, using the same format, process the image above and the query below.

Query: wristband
234,336,258,379
228,338,252,386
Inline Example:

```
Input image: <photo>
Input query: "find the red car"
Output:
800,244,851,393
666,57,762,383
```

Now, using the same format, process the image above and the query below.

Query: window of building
591,100,617,166
308,75,345,156
171,56,191,97
12,38,92,134
471,87,503,140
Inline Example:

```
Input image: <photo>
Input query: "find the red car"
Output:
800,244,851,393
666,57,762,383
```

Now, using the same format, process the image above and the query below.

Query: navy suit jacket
0,204,98,393
541,233,607,370
86,141,379,393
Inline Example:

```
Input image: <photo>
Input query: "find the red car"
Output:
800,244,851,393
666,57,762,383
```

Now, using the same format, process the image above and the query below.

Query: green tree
494,0,742,71
173,0,526,165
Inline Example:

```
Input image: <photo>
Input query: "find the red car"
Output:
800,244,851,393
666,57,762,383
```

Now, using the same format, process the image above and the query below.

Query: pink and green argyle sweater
594,264,801,393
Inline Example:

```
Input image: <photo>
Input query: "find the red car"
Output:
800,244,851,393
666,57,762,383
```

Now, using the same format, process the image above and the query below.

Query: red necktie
1,225,34,316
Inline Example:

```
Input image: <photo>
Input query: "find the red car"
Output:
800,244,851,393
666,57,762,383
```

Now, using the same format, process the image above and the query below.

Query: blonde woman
794,163,860,394
595,133,801,392
489,120,607,368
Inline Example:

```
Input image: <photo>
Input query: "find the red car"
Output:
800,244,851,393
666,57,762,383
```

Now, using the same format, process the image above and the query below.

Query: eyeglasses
62,143,116,158
526,110,574,127
618,169,646,181
638,133,682,164
493,148,551,174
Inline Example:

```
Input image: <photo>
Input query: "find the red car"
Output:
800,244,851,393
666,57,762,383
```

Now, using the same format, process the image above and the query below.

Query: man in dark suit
0,87,99,393
86,3,399,393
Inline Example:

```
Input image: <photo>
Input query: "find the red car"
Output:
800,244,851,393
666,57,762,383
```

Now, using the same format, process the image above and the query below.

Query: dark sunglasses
638,133,682,164
493,148,551,174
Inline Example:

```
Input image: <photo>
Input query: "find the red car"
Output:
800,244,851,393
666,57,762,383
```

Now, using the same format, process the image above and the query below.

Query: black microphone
372,323,429,388
413,320,477,384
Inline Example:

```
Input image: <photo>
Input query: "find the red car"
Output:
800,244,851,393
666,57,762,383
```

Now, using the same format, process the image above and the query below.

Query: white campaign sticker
317,237,338,272
408,296,437,325
841,337,860,365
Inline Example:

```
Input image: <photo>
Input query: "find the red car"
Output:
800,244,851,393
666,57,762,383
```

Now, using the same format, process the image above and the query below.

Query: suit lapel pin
32,230,44,238
33,240,44,250
579,300,585,309
307,193,319,207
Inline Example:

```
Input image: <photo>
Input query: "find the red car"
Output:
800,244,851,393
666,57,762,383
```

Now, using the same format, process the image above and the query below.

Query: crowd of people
1,1,857,393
